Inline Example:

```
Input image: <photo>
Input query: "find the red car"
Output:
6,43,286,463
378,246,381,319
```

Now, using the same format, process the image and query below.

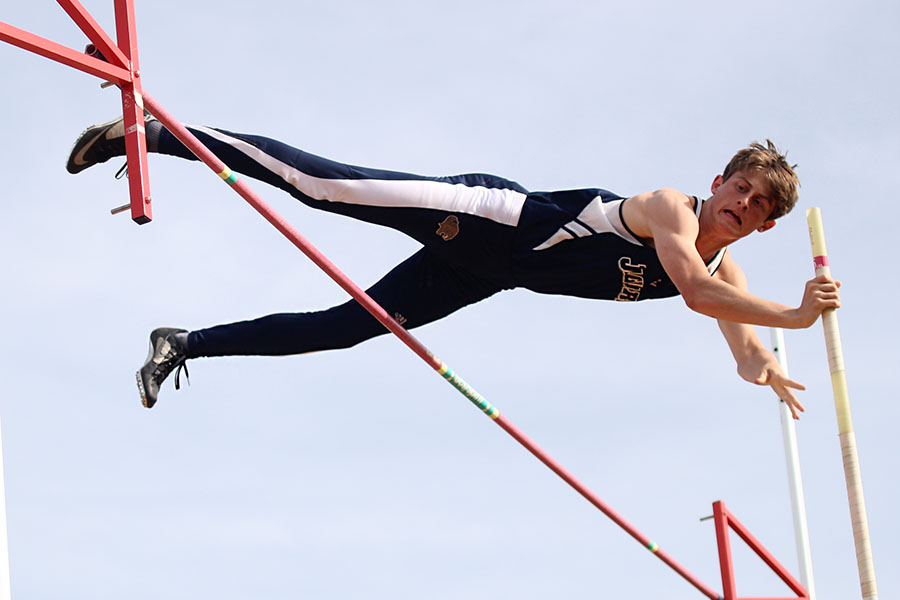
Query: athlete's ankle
146,119,163,153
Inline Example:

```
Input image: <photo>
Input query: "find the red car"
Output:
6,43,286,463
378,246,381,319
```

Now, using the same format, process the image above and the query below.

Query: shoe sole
136,371,152,408
136,335,157,409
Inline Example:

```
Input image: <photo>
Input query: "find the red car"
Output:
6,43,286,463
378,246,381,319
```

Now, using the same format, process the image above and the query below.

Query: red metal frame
0,0,152,223
714,501,808,600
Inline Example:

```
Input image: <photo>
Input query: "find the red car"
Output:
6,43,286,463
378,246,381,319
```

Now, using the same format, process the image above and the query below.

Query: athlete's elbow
681,288,701,312
680,286,716,317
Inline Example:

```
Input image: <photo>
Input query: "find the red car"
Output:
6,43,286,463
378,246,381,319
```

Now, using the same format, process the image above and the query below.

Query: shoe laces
151,346,189,391
173,362,190,391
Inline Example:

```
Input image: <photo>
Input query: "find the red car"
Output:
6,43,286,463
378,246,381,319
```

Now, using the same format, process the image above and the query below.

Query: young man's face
706,169,777,241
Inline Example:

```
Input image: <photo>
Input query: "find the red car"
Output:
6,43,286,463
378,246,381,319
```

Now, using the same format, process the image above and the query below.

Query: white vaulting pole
806,207,878,600
770,327,816,599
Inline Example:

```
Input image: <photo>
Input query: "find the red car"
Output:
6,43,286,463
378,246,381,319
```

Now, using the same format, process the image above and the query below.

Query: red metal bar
114,0,141,67
57,0,130,69
114,0,152,223
142,91,723,600
713,501,808,600
715,501,739,600
725,505,807,597
0,21,131,84
117,83,152,224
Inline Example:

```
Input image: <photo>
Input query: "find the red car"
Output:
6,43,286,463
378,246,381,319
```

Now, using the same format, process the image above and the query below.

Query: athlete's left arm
713,250,807,419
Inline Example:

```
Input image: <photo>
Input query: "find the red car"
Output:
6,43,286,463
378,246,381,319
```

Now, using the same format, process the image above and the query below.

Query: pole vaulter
3,3,845,599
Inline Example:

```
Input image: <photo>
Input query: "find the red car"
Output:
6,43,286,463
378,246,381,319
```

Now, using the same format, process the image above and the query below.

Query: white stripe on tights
196,126,526,226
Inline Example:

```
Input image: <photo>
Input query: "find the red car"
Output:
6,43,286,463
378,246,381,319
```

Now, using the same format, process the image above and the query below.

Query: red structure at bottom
714,501,809,600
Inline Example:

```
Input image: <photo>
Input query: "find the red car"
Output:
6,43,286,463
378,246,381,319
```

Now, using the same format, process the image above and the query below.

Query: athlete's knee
441,172,529,194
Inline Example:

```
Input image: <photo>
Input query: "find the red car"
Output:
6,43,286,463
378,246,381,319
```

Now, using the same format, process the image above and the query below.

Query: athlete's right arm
713,252,807,418
624,189,839,328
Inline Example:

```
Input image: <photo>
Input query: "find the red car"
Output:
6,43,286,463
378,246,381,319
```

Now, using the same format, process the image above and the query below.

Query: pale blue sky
1,1,898,598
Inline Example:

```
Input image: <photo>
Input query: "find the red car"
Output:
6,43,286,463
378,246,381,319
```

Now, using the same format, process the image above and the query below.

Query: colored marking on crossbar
436,361,500,419
647,541,659,553
217,167,238,186
813,255,829,268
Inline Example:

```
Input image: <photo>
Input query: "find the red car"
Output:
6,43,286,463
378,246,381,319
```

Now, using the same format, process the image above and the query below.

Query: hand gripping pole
806,208,878,600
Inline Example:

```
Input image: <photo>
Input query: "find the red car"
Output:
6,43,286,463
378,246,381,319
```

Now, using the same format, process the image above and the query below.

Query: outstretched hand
738,352,806,419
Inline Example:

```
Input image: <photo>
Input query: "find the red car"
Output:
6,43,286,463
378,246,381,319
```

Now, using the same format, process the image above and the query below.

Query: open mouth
723,209,742,227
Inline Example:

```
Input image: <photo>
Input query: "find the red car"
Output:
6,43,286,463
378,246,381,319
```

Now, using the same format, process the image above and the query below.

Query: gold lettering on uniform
616,257,646,302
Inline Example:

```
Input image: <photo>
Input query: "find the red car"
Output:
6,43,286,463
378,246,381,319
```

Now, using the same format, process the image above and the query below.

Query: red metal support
0,1,152,223
58,0,130,69
714,501,808,600
113,0,152,223
0,22,131,84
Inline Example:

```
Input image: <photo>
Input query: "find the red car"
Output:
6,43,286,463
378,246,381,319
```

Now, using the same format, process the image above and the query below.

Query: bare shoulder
621,188,696,239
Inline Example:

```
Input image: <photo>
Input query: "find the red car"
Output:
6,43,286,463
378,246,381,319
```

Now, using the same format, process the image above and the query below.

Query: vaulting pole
806,208,878,600
141,92,722,600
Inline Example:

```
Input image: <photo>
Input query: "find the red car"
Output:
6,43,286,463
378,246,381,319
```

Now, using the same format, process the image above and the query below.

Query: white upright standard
770,327,816,599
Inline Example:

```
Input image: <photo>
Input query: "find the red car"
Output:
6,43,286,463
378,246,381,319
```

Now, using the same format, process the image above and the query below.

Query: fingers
810,275,841,292
778,387,806,420
810,280,841,295
781,377,806,391
768,371,806,419
805,276,842,311
812,274,840,285
751,363,809,419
